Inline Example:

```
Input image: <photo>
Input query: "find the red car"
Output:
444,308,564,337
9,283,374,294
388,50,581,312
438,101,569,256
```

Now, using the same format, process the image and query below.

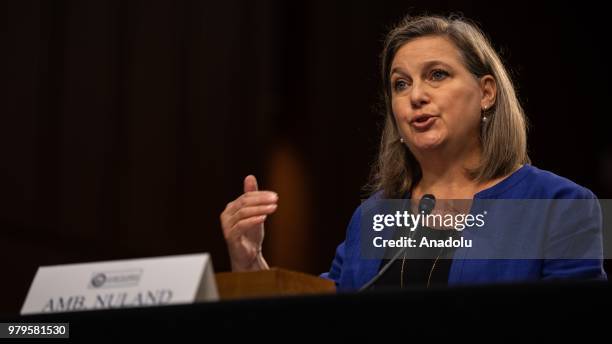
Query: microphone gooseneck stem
357,194,436,292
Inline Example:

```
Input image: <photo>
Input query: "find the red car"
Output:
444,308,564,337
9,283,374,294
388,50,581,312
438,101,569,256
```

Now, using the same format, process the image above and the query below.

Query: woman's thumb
243,175,258,193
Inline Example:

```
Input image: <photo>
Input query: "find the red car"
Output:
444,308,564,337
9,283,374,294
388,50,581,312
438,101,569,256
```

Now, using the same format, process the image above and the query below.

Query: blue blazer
321,165,607,291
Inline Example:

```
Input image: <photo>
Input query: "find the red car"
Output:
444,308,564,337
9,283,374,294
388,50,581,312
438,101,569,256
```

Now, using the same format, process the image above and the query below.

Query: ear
479,75,497,109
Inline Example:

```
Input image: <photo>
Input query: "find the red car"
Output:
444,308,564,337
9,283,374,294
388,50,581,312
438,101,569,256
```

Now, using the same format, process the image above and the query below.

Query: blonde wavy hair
367,14,530,198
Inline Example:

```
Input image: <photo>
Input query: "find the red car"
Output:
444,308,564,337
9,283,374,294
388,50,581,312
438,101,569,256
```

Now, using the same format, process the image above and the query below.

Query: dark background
1,0,610,315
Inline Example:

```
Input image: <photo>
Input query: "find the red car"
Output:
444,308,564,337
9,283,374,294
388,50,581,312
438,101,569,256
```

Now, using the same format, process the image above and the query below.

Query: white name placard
21,253,219,315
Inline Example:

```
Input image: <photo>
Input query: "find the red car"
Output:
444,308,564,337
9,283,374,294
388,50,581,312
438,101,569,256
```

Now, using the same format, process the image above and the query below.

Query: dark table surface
3,280,610,341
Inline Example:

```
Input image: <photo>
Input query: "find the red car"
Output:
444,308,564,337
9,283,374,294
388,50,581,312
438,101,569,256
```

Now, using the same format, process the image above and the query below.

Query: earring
400,137,405,143
482,105,489,123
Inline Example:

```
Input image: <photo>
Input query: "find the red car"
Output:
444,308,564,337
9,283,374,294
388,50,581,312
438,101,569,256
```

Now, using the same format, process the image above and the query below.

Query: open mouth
410,115,437,130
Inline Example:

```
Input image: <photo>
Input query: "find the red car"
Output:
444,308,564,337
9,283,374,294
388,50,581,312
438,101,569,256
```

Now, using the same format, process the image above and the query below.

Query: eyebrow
390,60,454,77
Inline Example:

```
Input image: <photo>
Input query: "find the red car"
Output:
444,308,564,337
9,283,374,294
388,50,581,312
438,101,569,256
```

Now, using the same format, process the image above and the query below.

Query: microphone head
418,194,436,215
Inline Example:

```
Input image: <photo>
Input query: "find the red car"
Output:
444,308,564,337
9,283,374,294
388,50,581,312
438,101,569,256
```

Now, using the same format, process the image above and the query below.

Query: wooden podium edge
215,268,336,300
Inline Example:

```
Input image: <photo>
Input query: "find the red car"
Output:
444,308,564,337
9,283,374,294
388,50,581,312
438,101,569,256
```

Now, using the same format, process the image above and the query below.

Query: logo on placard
88,269,143,289
91,273,107,287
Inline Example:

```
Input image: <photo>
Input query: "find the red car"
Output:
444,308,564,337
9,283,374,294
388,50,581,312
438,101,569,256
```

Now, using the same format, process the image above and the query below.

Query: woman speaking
219,15,606,291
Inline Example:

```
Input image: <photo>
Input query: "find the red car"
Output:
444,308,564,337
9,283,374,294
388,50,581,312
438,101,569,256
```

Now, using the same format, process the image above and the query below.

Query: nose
409,81,430,109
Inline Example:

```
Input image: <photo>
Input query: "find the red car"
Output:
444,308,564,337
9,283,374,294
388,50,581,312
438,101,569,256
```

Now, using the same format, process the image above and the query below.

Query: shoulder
498,164,596,199
346,191,380,221
345,190,392,228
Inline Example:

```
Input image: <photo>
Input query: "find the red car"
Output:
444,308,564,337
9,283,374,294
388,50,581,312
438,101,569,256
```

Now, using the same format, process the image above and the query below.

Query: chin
414,142,443,150
410,133,445,150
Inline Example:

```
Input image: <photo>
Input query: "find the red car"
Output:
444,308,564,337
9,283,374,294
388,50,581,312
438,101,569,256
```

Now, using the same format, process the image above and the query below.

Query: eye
430,69,449,81
393,79,409,92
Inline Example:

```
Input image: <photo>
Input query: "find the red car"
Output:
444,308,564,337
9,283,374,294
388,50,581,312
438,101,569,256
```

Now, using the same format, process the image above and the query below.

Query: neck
411,141,483,199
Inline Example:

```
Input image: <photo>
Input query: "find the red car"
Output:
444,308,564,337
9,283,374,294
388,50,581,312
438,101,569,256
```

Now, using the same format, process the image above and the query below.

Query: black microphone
358,194,436,292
